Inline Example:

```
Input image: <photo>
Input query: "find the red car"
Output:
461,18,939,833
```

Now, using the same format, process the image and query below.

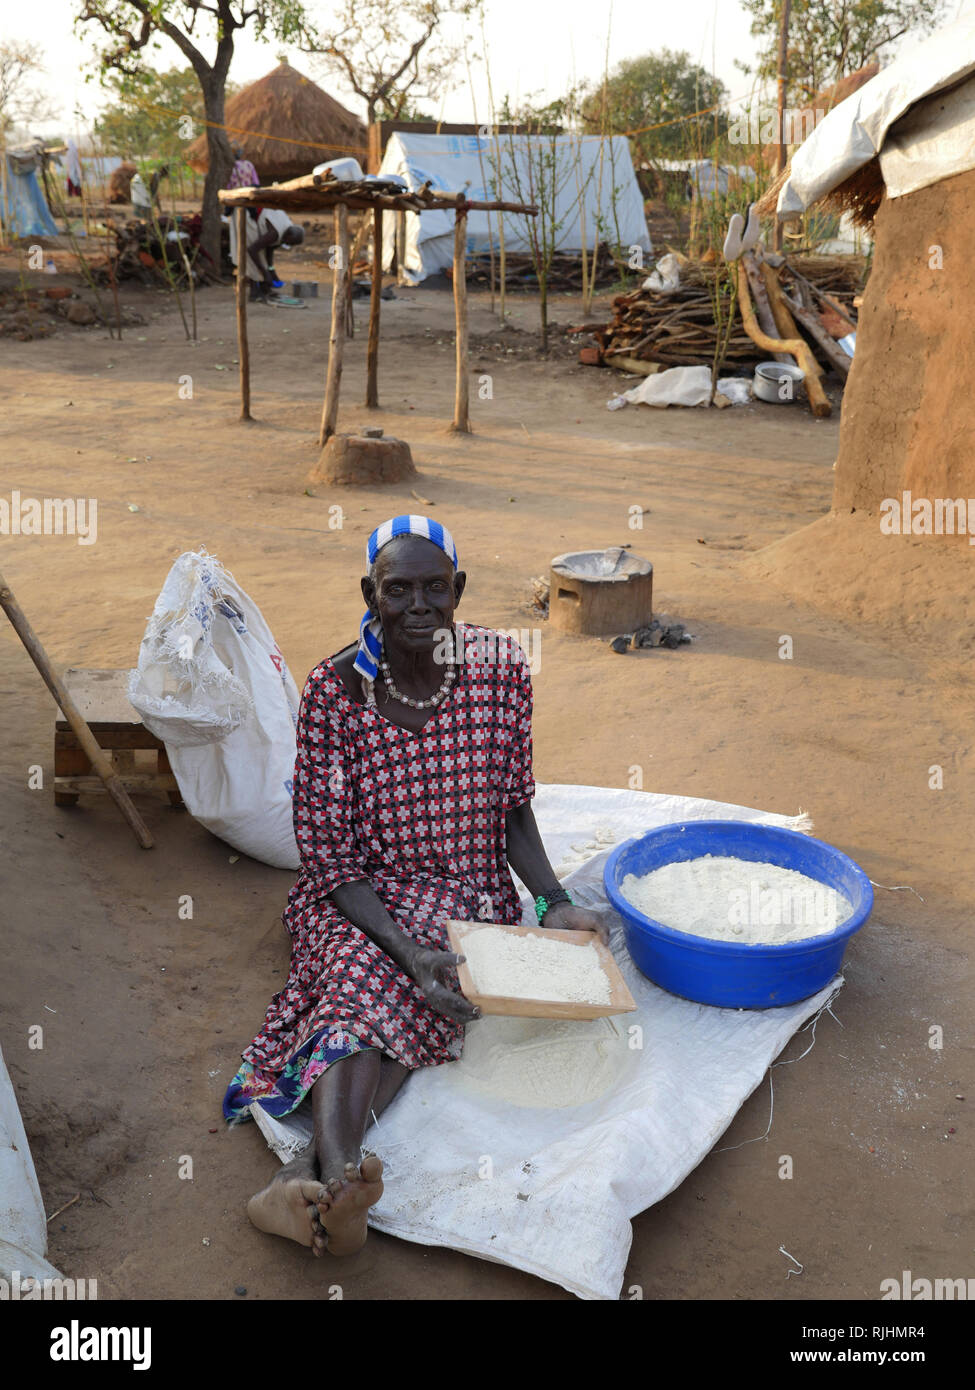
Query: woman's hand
540,902,610,945
407,946,480,1024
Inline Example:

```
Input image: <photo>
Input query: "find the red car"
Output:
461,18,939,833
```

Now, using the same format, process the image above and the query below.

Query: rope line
113,80,780,160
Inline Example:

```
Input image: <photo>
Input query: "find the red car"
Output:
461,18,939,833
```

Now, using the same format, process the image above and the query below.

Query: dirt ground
1,244,972,1303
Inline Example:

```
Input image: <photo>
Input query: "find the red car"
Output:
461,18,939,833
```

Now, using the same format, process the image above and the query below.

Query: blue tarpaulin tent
1,154,59,238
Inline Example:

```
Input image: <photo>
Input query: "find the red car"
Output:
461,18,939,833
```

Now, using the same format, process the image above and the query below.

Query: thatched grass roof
186,61,367,182
760,63,880,168
756,152,884,229
756,63,885,227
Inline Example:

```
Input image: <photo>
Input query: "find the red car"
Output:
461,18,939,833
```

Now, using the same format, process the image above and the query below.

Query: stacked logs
783,254,865,316
594,281,759,368
465,245,620,293
588,254,866,371
593,259,756,369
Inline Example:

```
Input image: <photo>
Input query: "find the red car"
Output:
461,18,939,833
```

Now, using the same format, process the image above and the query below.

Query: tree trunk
199,74,234,278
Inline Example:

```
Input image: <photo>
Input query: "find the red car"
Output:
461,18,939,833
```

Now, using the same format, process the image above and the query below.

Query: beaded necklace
379,633,457,710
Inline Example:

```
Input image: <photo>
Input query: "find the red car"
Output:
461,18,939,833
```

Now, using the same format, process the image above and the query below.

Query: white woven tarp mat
250,784,841,1300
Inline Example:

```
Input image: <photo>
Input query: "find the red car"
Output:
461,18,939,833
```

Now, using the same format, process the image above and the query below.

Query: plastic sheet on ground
0,1044,62,1284
621,365,712,408
776,7,975,216
617,367,750,409
248,784,840,1301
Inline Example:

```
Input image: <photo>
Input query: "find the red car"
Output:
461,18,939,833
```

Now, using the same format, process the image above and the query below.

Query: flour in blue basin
620,855,852,945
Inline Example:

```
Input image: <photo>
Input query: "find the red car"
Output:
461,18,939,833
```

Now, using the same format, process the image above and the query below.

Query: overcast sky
12,0,764,140
10,0,971,141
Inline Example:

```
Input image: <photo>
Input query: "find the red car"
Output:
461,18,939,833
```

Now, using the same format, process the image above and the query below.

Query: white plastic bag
1,1044,63,1283
716,376,753,405
128,550,301,869
622,364,713,408
642,251,681,293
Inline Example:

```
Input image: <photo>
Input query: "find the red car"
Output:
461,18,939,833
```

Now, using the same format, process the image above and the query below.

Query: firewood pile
594,272,759,369
586,253,867,372
785,254,866,314
465,245,620,292
93,216,205,286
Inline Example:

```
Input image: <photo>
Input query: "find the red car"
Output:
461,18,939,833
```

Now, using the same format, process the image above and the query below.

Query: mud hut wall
832,167,975,520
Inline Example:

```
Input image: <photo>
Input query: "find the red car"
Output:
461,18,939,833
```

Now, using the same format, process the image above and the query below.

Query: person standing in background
66,140,83,198
228,142,260,190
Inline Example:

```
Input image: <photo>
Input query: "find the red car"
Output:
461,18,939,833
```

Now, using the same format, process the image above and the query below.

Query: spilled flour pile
621,855,852,945
453,1014,631,1109
461,927,611,1005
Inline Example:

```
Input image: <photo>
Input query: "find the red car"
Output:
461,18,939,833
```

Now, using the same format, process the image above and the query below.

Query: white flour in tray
620,855,852,945
461,926,612,1005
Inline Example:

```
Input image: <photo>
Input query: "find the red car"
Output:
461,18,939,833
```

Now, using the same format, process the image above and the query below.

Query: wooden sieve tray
446,919,637,1021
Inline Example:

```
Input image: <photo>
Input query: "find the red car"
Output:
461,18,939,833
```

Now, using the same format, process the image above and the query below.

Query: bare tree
0,42,59,136
301,0,475,129
76,2,306,273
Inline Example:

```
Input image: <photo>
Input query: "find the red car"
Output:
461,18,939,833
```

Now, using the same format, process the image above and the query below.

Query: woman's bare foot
315,1154,384,1256
246,1153,323,1251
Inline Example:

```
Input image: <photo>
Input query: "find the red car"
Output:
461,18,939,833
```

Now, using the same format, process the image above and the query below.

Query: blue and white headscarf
354,515,459,697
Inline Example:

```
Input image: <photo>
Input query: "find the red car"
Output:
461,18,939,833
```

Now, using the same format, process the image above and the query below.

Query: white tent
647,158,757,198
775,5,975,218
378,131,652,284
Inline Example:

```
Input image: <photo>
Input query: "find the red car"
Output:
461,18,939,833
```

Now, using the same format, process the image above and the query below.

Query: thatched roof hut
759,63,880,170
757,8,975,535
186,61,366,182
756,65,884,230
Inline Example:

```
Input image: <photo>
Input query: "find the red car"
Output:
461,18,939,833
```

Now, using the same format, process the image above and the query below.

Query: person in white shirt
228,206,305,299
130,172,153,220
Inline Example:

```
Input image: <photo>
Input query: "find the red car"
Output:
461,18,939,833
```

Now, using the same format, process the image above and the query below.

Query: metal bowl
753,361,805,403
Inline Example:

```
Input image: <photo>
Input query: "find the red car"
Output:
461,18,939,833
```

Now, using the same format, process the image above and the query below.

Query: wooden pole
235,206,251,421
773,0,793,251
758,258,826,381
319,203,348,446
0,571,155,850
346,216,371,341
743,253,790,358
736,262,831,417
777,290,852,377
366,206,382,407
395,209,406,284
0,150,8,247
450,203,471,434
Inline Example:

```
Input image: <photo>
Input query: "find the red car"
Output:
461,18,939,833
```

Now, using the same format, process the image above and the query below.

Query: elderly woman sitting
225,515,603,1256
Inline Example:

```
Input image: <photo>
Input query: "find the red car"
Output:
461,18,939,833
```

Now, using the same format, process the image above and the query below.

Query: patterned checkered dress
224,625,535,1122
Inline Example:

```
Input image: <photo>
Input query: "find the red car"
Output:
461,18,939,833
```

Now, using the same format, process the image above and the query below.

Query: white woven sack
128,550,301,869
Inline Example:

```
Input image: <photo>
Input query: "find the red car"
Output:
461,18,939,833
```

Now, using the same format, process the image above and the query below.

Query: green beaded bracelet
534,889,573,924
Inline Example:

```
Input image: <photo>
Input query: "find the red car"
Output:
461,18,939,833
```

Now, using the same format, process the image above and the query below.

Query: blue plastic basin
603,821,873,1008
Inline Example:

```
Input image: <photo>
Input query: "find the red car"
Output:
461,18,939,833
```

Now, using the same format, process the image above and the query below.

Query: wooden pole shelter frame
0,570,154,850
736,252,831,418
219,173,537,446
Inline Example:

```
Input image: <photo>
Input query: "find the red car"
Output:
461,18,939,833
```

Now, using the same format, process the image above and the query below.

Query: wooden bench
54,668,182,808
